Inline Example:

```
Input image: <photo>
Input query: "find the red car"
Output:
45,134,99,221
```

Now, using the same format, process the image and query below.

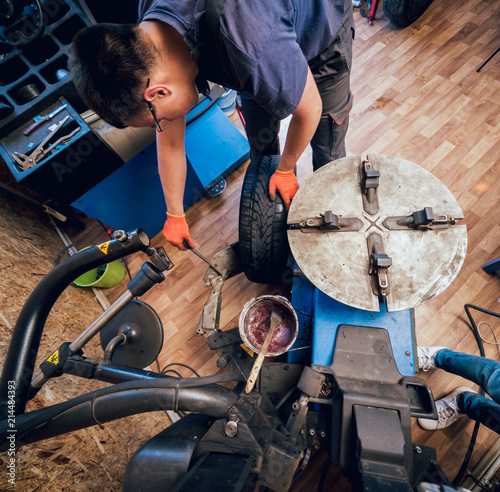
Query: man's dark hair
69,23,158,128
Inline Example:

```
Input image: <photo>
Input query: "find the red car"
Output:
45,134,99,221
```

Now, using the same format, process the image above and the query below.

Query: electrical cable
160,364,201,414
55,241,96,266
162,362,201,378
317,459,332,492
452,303,500,487
161,369,183,379
476,321,500,358
185,87,223,126
465,469,491,491
154,358,183,419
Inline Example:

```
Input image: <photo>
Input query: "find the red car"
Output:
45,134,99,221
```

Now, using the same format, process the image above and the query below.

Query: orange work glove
269,169,299,210
162,212,195,251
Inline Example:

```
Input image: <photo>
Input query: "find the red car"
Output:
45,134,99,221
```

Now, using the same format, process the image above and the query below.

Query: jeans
240,0,354,171
435,349,500,433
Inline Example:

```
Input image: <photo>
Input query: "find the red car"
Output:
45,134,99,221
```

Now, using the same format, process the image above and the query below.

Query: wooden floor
63,0,500,489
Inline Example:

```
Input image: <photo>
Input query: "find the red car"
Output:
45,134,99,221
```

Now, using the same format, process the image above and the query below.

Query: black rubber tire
383,0,433,27
238,155,290,284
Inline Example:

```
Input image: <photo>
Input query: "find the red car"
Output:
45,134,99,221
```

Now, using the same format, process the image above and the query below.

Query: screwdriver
23,104,67,136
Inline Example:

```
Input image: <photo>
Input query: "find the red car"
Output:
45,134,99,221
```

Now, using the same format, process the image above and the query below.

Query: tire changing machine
173,153,467,491
282,154,467,490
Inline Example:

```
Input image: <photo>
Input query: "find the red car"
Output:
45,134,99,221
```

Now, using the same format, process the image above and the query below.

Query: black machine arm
0,229,151,420
0,377,238,451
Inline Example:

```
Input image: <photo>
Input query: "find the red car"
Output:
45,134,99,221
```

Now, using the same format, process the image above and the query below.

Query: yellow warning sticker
240,343,254,358
47,350,59,365
98,241,110,255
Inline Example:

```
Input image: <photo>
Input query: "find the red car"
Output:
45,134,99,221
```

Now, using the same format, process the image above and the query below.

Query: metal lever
183,240,223,277
360,160,380,215
383,207,458,230
288,211,363,233
367,237,392,302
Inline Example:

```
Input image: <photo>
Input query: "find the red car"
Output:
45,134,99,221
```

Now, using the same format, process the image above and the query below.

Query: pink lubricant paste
244,299,296,355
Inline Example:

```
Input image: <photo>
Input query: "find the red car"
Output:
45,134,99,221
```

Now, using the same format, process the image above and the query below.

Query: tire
238,155,290,284
383,0,433,27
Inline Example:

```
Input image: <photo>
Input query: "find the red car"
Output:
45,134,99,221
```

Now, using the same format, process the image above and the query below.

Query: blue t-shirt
138,0,345,119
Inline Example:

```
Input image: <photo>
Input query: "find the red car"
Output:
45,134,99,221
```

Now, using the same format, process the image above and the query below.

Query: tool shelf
0,0,92,139
0,97,123,204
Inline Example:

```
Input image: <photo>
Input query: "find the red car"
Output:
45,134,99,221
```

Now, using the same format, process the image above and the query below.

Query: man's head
69,23,158,128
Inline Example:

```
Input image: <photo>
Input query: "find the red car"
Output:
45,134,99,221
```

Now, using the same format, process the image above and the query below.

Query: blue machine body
288,274,416,377
72,99,250,237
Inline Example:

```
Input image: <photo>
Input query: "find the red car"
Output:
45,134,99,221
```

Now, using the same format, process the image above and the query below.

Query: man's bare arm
269,67,322,209
156,116,195,250
156,116,187,215
278,67,322,172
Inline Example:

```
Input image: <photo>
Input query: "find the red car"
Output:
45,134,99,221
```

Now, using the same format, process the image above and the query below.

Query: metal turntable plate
287,154,467,312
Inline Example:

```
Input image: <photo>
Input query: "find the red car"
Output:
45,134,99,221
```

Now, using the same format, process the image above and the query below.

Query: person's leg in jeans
434,349,500,402
458,392,500,433
435,349,500,432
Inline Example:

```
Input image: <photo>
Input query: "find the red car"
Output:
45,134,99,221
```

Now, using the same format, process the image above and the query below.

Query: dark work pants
240,0,355,171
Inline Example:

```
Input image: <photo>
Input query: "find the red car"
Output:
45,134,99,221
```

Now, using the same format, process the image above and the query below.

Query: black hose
318,460,332,492
452,304,500,486
0,229,151,420
0,373,241,451
55,242,96,266
103,333,127,363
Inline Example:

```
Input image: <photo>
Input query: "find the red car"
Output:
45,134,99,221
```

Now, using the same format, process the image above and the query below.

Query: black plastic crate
0,0,92,138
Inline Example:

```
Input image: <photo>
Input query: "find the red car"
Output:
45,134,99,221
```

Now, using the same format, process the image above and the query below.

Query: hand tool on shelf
245,311,283,393
34,126,80,163
11,116,80,170
23,104,67,136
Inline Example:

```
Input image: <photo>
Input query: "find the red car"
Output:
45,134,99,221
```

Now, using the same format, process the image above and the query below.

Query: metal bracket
383,207,458,231
367,233,392,302
146,246,174,271
206,327,242,350
360,159,380,215
288,211,363,233
196,276,224,336
196,245,244,336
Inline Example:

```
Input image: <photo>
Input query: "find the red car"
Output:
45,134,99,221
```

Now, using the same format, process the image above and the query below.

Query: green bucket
73,247,126,288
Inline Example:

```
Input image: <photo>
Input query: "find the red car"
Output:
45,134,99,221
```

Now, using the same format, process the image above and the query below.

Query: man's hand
162,212,195,251
269,170,299,210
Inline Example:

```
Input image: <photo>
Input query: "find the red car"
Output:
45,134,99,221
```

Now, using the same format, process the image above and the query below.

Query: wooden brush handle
245,311,282,393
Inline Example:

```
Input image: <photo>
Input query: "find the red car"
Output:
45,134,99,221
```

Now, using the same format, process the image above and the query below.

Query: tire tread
238,156,290,284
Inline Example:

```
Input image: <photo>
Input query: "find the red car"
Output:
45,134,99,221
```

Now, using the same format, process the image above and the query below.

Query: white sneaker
417,346,447,372
418,387,477,430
